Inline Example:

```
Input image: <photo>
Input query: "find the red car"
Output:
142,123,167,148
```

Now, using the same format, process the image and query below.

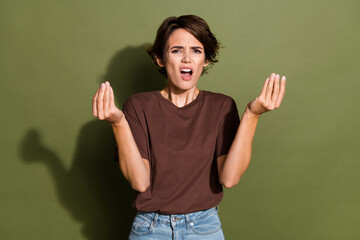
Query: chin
172,80,198,91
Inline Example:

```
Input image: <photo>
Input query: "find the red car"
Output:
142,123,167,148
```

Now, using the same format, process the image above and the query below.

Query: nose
181,50,191,63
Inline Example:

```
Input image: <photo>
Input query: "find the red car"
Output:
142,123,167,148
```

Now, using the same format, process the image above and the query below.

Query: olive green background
1,0,359,239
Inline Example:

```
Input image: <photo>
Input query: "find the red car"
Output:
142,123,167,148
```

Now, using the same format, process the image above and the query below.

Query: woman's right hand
92,81,124,125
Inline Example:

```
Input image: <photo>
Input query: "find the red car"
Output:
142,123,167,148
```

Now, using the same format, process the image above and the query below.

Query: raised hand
247,73,286,116
92,81,124,125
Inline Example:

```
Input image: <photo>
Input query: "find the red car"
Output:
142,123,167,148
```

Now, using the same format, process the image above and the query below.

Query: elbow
220,178,240,189
134,185,149,193
131,181,150,193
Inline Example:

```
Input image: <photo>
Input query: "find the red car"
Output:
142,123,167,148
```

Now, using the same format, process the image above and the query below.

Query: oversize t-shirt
121,90,240,214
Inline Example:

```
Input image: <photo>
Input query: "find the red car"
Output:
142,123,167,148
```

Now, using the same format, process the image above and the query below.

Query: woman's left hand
247,73,286,117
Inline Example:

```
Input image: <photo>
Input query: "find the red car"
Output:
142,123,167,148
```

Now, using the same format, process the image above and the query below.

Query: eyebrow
170,46,203,50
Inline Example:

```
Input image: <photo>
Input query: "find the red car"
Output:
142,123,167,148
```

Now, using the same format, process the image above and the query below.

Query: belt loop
185,213,192,229
152,213,159,228
185,213,190,223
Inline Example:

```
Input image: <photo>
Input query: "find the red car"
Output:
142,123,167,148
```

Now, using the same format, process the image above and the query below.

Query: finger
110,85,115,109
265,73,275,102
97,83,105,119
92,88,100,117
271,74,280,105
104,82,110,115
259,77,270,98
275,76,286,108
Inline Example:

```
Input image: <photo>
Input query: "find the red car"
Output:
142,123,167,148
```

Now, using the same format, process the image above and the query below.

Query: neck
160,84,199,108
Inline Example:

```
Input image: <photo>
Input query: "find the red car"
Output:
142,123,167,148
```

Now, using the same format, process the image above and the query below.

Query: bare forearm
219,106,259,188
112,118,150,192
92,81,150,192
219,73,286,188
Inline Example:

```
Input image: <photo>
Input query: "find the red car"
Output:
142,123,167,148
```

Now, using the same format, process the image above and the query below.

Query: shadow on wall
19,45,165,240
105,45,166,107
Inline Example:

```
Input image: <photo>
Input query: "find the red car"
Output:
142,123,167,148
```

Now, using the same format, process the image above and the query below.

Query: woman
92,15,286,240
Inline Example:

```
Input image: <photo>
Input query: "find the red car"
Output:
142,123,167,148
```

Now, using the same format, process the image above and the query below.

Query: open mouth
180,68,193,79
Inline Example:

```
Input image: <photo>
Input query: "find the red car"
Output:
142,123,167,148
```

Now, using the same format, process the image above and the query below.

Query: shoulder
202,90,239,117
122,92,159,117
123,91,158,108
202,90,234,101
126,91,157,102
202,90,237,108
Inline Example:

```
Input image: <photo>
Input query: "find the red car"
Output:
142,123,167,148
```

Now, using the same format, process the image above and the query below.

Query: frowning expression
157,28,208,91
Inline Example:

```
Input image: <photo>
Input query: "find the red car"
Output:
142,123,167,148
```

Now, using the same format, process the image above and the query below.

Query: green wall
1,0,359,239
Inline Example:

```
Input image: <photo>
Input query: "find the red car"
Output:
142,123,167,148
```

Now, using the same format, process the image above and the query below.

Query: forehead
167,28,203,48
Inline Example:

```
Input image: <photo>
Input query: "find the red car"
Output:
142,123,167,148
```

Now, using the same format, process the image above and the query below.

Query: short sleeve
114,97,150,161
215,98,240,158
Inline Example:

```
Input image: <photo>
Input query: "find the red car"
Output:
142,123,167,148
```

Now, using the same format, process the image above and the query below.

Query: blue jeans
128,206,225,240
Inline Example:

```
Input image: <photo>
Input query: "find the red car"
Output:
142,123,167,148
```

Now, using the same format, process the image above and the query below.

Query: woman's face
157,28,208,92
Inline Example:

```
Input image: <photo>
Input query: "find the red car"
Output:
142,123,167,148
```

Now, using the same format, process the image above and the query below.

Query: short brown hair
147,15,220,77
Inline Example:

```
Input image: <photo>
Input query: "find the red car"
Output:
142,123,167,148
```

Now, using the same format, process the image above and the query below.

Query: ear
203,59,209,67
156,57,165,67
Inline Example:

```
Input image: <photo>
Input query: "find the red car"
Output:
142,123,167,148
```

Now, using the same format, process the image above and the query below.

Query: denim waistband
136,206,219,225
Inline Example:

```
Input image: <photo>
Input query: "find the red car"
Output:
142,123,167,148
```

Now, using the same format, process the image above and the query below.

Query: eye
171,49,181,53
193,49,202,54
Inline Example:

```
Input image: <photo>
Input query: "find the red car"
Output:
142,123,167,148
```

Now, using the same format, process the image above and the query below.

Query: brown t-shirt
121,90,240,214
